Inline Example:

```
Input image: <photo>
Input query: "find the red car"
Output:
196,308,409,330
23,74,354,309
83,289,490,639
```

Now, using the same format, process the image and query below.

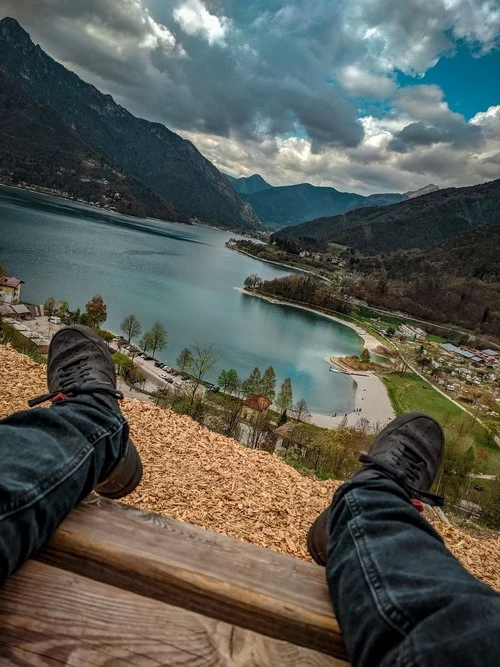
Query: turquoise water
0,186,362,414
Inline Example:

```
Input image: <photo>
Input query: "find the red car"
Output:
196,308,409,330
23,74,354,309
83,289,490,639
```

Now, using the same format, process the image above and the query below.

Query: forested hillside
0,71,188,222
275,179,500,253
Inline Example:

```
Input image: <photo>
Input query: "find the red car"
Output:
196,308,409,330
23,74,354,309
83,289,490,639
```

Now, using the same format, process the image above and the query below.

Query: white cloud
338,66,397,99
173,0,229,45
3,1,500,194
183,98,500,194
340,0,500,76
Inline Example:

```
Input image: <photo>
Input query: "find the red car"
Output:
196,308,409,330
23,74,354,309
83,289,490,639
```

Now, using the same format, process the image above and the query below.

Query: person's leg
326,477,500,666
308,413,500,666
0,324,142,586
0,398,127,585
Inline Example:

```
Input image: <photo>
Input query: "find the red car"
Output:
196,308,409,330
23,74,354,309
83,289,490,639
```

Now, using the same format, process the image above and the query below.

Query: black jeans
1,401,499,665
0,398,128,585
327,477,500,665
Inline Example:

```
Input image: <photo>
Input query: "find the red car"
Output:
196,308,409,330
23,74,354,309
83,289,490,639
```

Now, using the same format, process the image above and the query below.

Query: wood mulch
1,344,498,590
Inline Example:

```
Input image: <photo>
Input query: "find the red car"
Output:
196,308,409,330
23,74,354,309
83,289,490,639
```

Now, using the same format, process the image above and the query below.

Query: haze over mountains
0,17,259,231
274,178,500,254
225,174,440,229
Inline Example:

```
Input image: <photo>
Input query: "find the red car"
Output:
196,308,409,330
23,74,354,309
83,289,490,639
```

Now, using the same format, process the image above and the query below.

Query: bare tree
176,347,194,373
189,341,219,405
121,314,142,343
144,321,167,358
291,398,310,423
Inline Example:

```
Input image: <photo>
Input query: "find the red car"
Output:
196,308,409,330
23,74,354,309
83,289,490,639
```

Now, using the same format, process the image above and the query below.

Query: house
0,276,24,304
9,304,31,320
242,394,272,419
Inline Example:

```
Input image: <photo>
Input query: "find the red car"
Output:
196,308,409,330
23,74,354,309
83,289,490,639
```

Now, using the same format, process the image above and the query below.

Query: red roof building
0,276,24,304
243,395,272,412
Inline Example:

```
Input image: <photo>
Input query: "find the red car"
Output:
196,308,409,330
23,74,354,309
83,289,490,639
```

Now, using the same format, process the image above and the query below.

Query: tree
386,325,396,337
96,328,114,344
143,321,167,358
218,369,240,393
291,398,311,423
121,314,142,343
57,300,69,315
260,366,277,402
177,347,194,373
85,295,107,329
244,274,262,290
276,378,293,413
360,348,370,364
131,364,147,388
44,296,55,315
242,367,262,397
188,341,219,405
277,410,288,426
112,352,134,379
248,410,272,449
139,332,154,353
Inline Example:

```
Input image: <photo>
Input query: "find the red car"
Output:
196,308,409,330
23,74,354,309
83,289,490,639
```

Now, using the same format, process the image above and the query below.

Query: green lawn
428,333,448,344
383,372,500,474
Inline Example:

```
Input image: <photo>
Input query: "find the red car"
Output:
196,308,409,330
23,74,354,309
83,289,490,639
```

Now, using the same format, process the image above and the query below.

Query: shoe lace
359,452,444,507
28,353,123,407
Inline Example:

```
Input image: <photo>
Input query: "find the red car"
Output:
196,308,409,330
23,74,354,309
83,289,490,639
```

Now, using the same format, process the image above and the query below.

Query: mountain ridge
225,173,439,230
224,173,273,195
0,17,260,231
273,178,500,253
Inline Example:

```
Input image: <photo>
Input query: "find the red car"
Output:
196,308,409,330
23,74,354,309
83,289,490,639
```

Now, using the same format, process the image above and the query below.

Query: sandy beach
236,287,396,430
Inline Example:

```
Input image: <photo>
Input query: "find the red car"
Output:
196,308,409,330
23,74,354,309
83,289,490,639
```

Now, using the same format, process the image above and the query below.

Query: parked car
154,361,163,368
48,316,61,324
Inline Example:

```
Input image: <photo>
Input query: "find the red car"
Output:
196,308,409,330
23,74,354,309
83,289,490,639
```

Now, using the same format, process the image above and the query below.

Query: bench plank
0,560,346,666
37,497,347,659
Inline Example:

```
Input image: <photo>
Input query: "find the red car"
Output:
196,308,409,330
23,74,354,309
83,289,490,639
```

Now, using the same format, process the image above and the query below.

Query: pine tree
242,367,262,397
276,378,293,412
261,366,277,401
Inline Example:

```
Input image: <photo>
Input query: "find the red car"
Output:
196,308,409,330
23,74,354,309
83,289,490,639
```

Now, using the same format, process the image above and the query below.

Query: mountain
0,71,188,222
224,173,273,195
0,17,260,231
274,179,500,254
349,218,500,335
232,182,405,229
405,184,439,199
358,217,500,282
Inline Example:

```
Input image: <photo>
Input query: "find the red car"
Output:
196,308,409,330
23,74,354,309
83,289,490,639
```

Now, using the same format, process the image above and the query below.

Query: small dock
0,496,348,665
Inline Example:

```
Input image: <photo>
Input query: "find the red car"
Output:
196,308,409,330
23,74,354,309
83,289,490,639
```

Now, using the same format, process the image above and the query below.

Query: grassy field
428,333,449,344
383,372,500,474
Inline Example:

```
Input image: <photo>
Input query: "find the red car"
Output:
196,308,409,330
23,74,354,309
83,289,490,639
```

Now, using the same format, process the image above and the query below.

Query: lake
0,186,362,414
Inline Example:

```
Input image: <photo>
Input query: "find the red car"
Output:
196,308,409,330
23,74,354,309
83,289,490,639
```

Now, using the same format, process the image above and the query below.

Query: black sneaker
29,324,142,499
307,412,445,566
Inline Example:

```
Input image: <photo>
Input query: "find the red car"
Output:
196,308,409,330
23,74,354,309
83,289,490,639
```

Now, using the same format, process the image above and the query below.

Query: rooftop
0,275,23,288
243,394,272,411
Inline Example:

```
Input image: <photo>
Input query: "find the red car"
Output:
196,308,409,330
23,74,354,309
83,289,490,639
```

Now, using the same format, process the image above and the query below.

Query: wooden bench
0,496,348,665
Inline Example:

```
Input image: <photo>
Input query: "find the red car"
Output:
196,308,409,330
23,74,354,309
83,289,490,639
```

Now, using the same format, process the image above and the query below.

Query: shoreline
231,246,330,283
236,287,396,429
235,287,382,353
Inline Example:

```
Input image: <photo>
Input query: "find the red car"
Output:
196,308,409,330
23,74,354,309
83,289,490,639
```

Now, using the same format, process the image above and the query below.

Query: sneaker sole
95,439,143,499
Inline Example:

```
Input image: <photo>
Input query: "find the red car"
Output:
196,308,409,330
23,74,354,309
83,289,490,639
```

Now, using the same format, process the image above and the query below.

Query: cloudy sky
2,0,500,194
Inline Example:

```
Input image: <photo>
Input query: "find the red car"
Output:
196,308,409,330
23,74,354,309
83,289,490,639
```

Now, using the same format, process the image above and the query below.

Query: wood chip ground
1,345,498,589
